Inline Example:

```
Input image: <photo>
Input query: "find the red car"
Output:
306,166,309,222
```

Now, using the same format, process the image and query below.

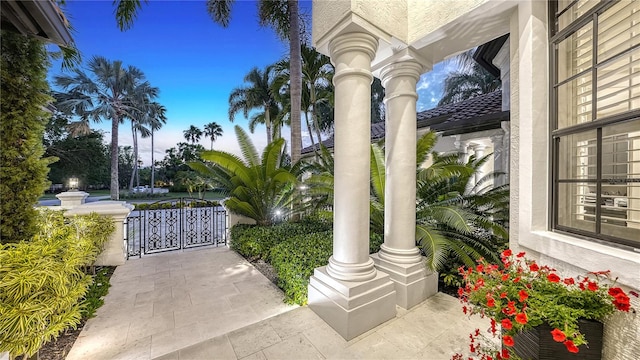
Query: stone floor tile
376,317,433,353
238,351,268,360
262,334,325,360
111,335,152,360
268,307,324,339
153,290,192,315
228,322,282,359
177,335,237,360
302,321,350,358
152,352,179,360
66,327,129,360
128,312,176,342
150,323,205,358
329,332,416,360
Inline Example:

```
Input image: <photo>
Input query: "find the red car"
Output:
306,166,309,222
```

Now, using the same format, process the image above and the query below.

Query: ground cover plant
0,211,114,359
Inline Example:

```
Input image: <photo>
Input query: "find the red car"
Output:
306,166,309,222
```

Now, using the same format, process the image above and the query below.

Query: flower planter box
510,319,603,360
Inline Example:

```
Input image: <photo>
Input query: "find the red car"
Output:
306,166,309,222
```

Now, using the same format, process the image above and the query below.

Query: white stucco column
454,136,469,162
308,32,396,340
370,51,437,309
493,39,511,185
490,134,505,186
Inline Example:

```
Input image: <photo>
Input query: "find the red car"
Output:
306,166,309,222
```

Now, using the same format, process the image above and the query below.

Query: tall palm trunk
309,87,324,150
304,111,318,160
265,106,273,144
110,117,120,200
288,0,302,164
151,129,155,194
129,124,139,191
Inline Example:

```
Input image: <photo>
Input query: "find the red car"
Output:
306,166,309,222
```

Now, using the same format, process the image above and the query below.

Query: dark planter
509,319,604,360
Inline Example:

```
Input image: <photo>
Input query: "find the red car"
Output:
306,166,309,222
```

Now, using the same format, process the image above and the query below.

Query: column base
308,266,397,340
371,253,438,309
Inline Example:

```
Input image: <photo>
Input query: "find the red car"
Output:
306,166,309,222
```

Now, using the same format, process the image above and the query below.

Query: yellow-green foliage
0,210,115,358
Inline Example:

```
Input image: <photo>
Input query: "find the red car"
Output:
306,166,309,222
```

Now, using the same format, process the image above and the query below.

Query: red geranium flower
513,277,520,283
547,273,561,283
501,274,510,281
487,298,496,307
500,292,508,299
551,328,566,342
501,318,513,330
518,290,529,302
503,335,515,347
564,340,579,353
563,278,575,285
477,264,485,273
501,349,510,359
587,281,598,291
502,249,512,257
515,312,528,324
529,263,539,272
516,252,526,258
608,287,626,297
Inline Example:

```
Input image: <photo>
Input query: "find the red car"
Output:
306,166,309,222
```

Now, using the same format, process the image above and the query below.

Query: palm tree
54,56,158,200
229,66,279,144
183,125,203,144
438,50,501,106
203,122,224,150
190,125,298,226
114,0,304,163
144,103,167,194
128,96,166,192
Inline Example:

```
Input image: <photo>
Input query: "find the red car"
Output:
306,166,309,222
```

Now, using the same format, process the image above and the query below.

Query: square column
308,32,396,341
371,51,437,310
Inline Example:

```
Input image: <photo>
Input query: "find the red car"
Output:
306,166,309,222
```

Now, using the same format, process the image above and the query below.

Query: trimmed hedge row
230,218,333,261
0,210,115,358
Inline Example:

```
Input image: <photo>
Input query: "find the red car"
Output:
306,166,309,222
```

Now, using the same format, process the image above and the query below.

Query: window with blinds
551,0,640,248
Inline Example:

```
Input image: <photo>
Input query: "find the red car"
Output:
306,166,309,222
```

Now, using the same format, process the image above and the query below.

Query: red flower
518,290,529,302
563,278,575,285
551,328,566,342
587,281,598,291
516,252,526,258
515,312,528,324
503,335,515,347
501,318,513,330
501,349,510,359
462,306,468,314
477,264,485,273
579,282,586,291
608,287,626,297
500,292,508,299
615,302,631,312
487,298,496,307
564,340,579,353
529,263,539,272
513,277,520,283
502,249,513,257
547,273,561,283
470,343,476,353
501,274,510,281
491,318,497,334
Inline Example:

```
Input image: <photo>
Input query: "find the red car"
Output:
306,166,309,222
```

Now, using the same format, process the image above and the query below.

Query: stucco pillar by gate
308,31,396,341
371,51,437,309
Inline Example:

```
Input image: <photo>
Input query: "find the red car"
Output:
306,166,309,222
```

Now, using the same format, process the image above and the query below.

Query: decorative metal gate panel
126,198,227,258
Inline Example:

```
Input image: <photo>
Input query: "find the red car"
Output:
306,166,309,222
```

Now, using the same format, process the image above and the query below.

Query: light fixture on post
69,177,79,191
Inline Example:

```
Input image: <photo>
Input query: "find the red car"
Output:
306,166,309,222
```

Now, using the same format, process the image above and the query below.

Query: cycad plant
190,125,299,226
303,131,509,271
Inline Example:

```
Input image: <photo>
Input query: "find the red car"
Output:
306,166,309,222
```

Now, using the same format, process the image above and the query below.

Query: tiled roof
302,91,507,154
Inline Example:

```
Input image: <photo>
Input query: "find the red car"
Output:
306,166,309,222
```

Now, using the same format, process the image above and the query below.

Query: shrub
230,218,333,260
270,231,333,305
0,210,115,358
81,267,113,319
0,31,53,243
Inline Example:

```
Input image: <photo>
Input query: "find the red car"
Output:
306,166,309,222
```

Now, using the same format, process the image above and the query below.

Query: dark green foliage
0,211,115,358
270,231,333,305
0,31,53,243
81,267,112,319
230,218,332,261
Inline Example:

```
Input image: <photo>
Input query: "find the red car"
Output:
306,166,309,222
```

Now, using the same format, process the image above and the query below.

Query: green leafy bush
81,267,113,319
230,218,332,260
270,231,333,305
0,210,115,358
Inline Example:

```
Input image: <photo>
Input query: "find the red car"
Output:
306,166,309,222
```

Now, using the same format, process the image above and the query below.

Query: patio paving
67,245,489,360
66,247,296,360
154,292,490,360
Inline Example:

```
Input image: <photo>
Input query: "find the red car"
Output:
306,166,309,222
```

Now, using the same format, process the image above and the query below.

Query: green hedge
0,210,115,358
270,231,334,305
230,218,333,261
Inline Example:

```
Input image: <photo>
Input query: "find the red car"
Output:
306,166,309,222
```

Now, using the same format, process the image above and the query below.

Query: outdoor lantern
69,177,79,190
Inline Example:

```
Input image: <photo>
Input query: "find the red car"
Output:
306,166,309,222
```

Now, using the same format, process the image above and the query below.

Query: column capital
374,47,431,80
329,32,378,63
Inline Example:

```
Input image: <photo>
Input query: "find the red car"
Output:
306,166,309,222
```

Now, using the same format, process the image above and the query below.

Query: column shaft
379,60,423,264
328,32,378,281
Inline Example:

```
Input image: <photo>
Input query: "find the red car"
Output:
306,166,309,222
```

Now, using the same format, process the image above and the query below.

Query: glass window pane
597,0,640,62
600,119,640,242
558,23,593,83
557,73,593,129
557,182,597,232
558,0,599,32
558,130,598,179
596,49,640,119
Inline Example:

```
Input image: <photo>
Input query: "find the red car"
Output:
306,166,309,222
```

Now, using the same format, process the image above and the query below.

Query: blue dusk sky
49,0,455,165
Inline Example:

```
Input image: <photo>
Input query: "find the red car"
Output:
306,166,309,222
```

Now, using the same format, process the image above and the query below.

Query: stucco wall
509,3,640,359
407,0,487,43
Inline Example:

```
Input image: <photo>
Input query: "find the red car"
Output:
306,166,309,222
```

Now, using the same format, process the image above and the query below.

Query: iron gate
126,198,227,257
